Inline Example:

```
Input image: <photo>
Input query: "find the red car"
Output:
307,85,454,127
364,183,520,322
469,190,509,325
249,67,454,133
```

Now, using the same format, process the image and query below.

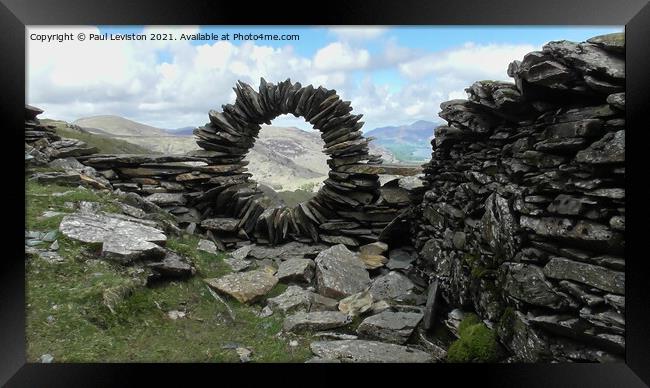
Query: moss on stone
447,313,499,363
470,266,489,279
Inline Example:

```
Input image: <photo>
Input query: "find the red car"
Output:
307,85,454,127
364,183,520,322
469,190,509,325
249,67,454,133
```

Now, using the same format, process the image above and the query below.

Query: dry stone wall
412,33,625,362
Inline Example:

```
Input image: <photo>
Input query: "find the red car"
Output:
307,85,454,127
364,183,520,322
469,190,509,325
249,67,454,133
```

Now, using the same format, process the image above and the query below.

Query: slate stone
147,250,195,278
357,311,424,344
59,212,166,263
267,285,312,314
338,290,374,316
369,271,416,302
543,257,624,294
197,239,217,255
205,267,278,304
501,263,568,309
201,217,240,232
283,311,351,332
314,244,371,299
310,340,432,363
276,258,315,284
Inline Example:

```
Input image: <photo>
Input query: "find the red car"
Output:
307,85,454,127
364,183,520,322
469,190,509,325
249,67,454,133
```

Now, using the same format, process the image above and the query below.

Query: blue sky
27,25,622,131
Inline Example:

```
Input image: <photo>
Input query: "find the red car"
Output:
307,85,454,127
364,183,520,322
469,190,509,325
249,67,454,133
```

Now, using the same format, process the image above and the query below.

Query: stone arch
193,78,389,247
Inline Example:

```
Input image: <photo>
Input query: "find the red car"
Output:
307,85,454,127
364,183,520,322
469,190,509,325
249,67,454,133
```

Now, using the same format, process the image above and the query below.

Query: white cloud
399,42,537,81
313,42,370,71
27,26,539,132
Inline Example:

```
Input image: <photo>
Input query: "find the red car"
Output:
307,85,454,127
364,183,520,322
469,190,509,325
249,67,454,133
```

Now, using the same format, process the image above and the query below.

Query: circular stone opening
243,114,329,203
193,78,388,247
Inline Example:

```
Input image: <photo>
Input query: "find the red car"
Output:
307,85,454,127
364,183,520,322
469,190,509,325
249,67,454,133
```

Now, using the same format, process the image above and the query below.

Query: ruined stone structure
78,80,422,250
25,32,626,363
412,33,625,362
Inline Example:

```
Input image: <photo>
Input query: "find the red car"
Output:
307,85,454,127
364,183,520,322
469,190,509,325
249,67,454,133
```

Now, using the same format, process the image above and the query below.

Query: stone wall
411,33,625,362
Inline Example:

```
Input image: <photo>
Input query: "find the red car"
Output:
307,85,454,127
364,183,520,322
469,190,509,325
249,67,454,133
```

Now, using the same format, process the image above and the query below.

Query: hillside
365,120,439,163
41,119,152,154
74,115,169,137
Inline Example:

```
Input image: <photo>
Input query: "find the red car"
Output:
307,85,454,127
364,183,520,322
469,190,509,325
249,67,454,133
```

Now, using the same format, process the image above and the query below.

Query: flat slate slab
310,340,432,363
357,311,424,344
284,311,351,332
267,285,312,314
59,212,166,262
205,267,278,304
314,244,371,299
369,271,416,301
276,258,315,284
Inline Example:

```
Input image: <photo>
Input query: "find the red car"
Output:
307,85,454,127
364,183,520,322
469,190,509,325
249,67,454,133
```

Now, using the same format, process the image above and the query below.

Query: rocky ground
25,177,464,363
25,106,469,363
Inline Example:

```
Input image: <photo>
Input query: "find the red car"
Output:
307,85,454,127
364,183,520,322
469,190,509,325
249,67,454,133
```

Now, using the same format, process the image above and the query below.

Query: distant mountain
365,120,439,163
166,126,196,136
74,115,168,137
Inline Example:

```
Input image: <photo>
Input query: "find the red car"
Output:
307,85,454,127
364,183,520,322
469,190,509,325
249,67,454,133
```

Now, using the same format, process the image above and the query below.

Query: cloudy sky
27,25,621,131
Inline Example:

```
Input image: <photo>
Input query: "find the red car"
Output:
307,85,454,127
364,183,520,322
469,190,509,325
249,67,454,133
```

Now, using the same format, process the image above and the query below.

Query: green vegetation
42,119,153,154
446,313,500,363
26,232,313,362
26,180,120,231
26,180,313,363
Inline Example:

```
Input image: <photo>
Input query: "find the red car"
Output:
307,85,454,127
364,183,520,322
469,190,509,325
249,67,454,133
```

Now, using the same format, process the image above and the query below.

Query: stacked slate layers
24,105,99,165
185,79,418,249
413,33,625,362
77,80,421,249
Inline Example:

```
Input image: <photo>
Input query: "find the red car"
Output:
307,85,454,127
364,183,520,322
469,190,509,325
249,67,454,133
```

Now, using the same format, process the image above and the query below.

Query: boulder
59,212,166,263
310,340,432,363
357,311,424,344
205,267,278,304
310,293,340,312
267,285,312,314
314,244,371,299
276,258,315,284
147,250,195,278
197,239,217,255
369,271,416,302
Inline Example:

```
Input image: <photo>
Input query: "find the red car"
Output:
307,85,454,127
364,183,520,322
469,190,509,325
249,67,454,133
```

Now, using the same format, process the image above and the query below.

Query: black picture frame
1,0,648,386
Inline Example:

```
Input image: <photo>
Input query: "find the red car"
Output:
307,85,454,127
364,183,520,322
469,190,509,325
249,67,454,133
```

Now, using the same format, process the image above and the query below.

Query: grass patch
26,230,313,362
26,179,314,363
42,119,153,154
446,313,499,363
25,181,119,231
